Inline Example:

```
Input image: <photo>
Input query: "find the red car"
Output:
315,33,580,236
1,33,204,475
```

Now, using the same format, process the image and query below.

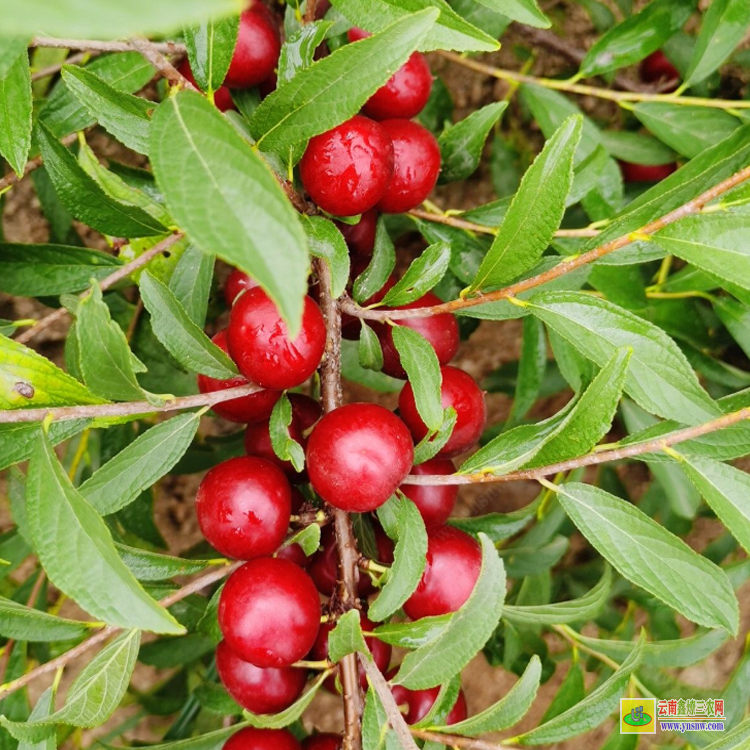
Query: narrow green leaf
303,215,350,299
0,42,32,176
116,545,211,581
381,242,451,307
554,482,739,634
169,243,214,327
704,715,750,750
284,523,321,557
27,434,183,634
412,406,457,464
362,685,400,750
541,662,585,724
353,217,395,303
471,0,549,28
470,116,582,291
278,21,332,85
268,394,305,472
449,501,538,543
151,90,309,333
184,15,239,93
18,688,55,750
359,323,384,371
600,129,677,166
506,316,546,427
373,615,451,649
328,609,370,663
0,596,90,642
243,671,328,728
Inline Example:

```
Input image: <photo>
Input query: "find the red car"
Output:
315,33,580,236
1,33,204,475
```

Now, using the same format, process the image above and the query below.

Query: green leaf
26,433,183,634
278,21,333,85
373,614,451,649
513,635,644,745
600,130,677,166
303,215,350,299
328,609,370,663
184,15,239,93
353,217,395,303
392,326,443,432
506,316,546,427
18,687,55,750
704,715,750,750
284,523,321,557
503,566,612,626
61,65,153,155
527,291,719,424
0,334,105,410
370,497,428,621
0,596,91,642
580,0,697,77
359,323,384,371
470,116,582,292
686,0,750,86
140,271,237,379
541,662,585,724
412,406,457,464
362,686,400,750
268,394,305,473
394,534,506,689
116,545,211,581
449,502,538,543
0,42,31,176
438,102,507,183
381,242,451,307
169,243,214,327
472,0,549,28
341,338,403,393
151,90,309,334
553,482,739,634
0,421,91,472
0,0,238,38
243,671,328,728
329,0,498,52
0,243,121,296
249,10,440,157
433,656,540,735
0,37,28,78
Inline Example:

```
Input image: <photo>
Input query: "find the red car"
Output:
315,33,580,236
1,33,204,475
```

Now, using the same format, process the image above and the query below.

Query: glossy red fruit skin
403,526,481,620
195,456,291,560
378,292,459,378
197,331,281,423
225,269,259,306
640,51,680,89
377,120,440,214
399,458,458,528
228,288,327,390
307,403,414,512
217,640,307,714
224,727,301,750
244,394,322,478
218,558,321,667
299,115,395,217
224,4,281,89
619,161,677,183
388,670,468,725
276,543,308,567
335,208,378,257
399,365,487,458
301,735,341,750
177,60,235,112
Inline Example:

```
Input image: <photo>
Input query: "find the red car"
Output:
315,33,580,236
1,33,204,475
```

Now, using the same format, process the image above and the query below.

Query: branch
341,162,750,322
400,405,750,486
410,729,513,750
32,36,186,54
128,37,195,90
0,561,241,701
31,51,93,81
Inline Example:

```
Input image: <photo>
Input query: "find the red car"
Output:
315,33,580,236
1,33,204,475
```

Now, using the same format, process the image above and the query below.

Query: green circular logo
623,712,652,727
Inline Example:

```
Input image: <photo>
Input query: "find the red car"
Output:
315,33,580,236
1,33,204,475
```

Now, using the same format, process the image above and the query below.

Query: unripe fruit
399,365,486,457
219,558,321,667
403,526,481,620
378,292,459,378
299,116,394,217
619,161,677,183
224,268,259,306
217,640,307,714
399,458,458,528
228,288,326,390
389,672,468,725
195,456,291,559
224,727,301,750
377,120,440,214
335,208,378,257
224,4,281,89
306,403,414,512
177,59,235,112
640,51,679,89
197,331,281,424
302,734,341,750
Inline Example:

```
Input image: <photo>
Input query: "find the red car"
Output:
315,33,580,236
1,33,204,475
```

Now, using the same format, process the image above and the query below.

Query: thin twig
410,729,512,750
128,37,195,90
304,0,319,24
341,163,750,322
32,36,186,54
31,51,93,81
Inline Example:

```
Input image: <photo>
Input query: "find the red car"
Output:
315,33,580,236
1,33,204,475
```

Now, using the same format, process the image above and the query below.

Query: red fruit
640,51,680,90
302,735,341,750
177,59,235,112
378,292,459,378
217,640,307,714
228,288,327,390
224,727,300,750
196,456,291,559
389,671,468,725
244,394,322,477
306,403,414,512
619,161,677,183
403,526,481,620
399,365,486,457
224,4,281,89
225,268,259,306
310,614,392,691
290,486,307,514
197,331,281,423
219,558,321,667
299,115,394,217
335,208,378,257
377,120,440,214
399,458,457,527
276,543,308,567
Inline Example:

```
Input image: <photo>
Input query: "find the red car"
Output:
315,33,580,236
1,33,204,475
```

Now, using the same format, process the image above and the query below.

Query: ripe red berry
389,671,468,725
219,558,321,667
403,526,481,620
378,293,459,378
377,120,440,214
217,640,307,714
197,331,281,424
224,727,301,750
310,614,392,691
195,456,291,560
619,161,677,183
306,403,414,512
302,734,341,750
399,365,486,457
244,394,322,477
224,4,281,89
335,208,378,257
640,51,680,89
228,288,326,390
177,59,235,112
299,116,394,217
399,458,458,527
276,542,308,567
225,268,259,306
